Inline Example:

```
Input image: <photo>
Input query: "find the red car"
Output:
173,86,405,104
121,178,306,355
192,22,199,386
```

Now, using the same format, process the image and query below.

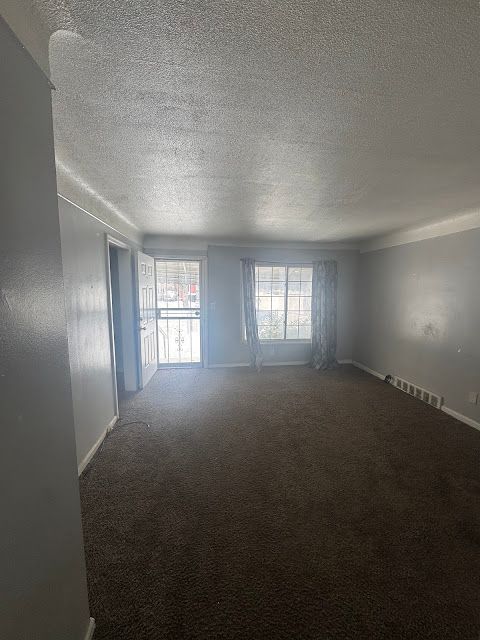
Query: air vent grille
394,376,442,410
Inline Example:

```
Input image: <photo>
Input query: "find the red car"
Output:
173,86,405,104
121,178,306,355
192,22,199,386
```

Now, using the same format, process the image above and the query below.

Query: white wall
207,245,358,366
355,229,480,423
59,196,140,469
0,20,90,640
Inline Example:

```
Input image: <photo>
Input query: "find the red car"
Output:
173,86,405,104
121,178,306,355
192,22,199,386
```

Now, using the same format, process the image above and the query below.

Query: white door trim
105,234,139,415
105,235,121,417
200,256,208,367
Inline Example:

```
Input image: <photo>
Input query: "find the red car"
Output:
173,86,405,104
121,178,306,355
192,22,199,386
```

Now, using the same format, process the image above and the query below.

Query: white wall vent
394,377,443,410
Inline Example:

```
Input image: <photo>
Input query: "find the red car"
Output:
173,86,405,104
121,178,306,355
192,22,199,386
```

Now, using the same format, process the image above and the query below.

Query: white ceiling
36,0,480,242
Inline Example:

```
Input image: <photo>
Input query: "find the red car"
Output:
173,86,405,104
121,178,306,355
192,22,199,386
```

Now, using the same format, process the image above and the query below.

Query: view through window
156,260,201,364
255,264,312,340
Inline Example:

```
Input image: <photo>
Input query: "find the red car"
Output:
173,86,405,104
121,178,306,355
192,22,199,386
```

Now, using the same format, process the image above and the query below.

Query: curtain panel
310,260,338,370
241,258,263,371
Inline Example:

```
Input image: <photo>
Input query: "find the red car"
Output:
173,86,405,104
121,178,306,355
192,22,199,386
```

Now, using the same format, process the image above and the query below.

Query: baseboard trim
209,363,249,368
209,361,310,369
209,359,354,369
106,414,118,432
264,361,309,366
84,617,95,640
352,363,480,433
78,415,118,476
442,406,480,432
352,360,385,380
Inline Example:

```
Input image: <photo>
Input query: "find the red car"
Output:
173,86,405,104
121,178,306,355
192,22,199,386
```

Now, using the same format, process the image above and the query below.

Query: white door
137,252,158,387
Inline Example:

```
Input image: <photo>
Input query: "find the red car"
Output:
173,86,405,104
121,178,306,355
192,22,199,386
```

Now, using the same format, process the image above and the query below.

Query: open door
137,252,158,388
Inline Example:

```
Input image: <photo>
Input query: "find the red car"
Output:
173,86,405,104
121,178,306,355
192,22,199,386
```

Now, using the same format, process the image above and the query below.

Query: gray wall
0,20,91,640
59,196,139,467
207,245,358,366
355,229,480,422
0,0,51,75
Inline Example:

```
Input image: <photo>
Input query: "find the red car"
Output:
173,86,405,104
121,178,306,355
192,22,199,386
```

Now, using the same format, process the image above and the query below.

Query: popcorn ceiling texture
32,1,480,241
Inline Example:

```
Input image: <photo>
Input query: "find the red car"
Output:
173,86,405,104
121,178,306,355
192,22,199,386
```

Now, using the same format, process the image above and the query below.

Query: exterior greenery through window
255,264,313,340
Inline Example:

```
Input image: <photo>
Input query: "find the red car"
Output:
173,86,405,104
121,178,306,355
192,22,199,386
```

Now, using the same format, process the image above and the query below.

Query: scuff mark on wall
0,288,13,313
422,322,440,339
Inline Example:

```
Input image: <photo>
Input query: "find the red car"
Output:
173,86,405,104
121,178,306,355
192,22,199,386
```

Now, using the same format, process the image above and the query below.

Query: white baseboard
106,414,119,432
352,362,480,433
209,360,309,369
84,617,95,640
78,415,118,476
264,360,309,366
209,362,249,368
209,359,354,369
441,406,480,432
352,360,385,380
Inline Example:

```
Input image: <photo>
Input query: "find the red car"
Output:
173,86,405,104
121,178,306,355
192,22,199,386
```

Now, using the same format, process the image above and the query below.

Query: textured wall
59,197,139,467
0,22,90,640
207,245,357,366
355,230,480,422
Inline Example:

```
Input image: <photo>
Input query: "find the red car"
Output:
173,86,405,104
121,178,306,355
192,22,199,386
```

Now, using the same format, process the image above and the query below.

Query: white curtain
310,260,338,370
241,258,263,371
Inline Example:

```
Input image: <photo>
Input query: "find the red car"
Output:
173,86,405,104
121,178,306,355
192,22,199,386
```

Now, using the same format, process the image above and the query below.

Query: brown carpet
80,365,480,639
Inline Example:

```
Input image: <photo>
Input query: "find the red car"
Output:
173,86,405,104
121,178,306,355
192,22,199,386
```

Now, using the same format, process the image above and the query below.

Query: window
254,264,312,341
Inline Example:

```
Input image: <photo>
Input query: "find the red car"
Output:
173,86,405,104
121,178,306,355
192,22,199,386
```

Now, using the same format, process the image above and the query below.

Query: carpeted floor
80,365,480,639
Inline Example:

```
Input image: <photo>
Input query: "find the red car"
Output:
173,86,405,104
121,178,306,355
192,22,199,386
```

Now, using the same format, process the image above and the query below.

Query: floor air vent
394,376,442,409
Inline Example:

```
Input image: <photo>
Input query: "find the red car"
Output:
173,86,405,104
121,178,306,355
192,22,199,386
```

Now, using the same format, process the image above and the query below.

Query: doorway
155,259,204,366
109,246,125,392
107,236,138,414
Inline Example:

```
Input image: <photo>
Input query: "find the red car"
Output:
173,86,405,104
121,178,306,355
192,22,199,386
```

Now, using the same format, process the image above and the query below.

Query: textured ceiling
35,0,480,242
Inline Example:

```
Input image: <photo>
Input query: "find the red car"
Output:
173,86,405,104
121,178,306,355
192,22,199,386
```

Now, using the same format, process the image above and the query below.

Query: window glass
252,264,312,340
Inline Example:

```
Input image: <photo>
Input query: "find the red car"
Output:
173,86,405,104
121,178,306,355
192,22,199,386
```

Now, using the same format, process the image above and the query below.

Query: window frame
242,261,313,344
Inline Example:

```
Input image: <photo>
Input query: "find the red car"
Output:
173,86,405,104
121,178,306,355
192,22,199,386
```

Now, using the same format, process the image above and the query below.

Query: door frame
105,234,139,415
153,256,208,368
